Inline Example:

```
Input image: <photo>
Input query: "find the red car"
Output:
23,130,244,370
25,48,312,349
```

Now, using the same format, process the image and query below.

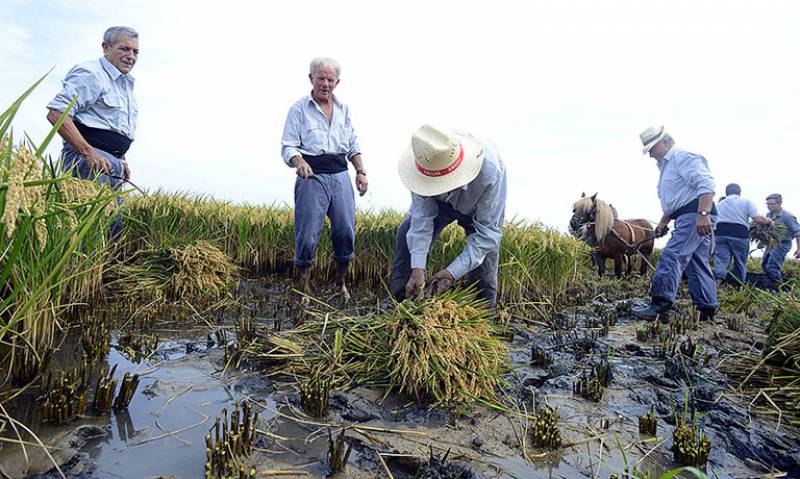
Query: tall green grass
120,191,590,307
0,76,122,385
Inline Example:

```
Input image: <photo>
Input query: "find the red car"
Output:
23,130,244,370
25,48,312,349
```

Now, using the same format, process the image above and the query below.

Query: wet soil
1,278,798,478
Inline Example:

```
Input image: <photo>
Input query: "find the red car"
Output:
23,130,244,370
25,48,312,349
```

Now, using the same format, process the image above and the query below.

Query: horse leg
614,253,624,278
597,254,606,277
626,253,634,276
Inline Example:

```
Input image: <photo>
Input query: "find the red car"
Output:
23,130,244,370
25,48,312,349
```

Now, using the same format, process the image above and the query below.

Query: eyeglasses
766,202,778,206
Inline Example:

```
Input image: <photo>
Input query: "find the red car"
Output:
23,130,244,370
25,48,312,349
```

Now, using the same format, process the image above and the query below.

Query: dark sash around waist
74,121,132,158
715,222,749,238
669,198,718,220
303,153,348,175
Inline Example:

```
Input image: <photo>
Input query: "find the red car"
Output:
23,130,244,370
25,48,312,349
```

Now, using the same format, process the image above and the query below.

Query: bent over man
281,57,368,300
390,125,506,310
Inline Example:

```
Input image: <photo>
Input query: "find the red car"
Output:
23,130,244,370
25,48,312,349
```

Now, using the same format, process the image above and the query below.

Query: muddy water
1,279,799,478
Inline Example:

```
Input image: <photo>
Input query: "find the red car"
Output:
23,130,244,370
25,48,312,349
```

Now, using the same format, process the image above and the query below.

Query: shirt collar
100,56,135,83
727,194,740,199
307,92,341,109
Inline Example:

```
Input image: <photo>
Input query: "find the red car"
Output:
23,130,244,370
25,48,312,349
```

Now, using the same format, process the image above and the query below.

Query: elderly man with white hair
634,126,718,323
390,125,507,309
281,57,368,300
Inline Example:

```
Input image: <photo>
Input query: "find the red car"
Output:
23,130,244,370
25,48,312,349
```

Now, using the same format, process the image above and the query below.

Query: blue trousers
293,172,355,267
713,235,750,284
389,201,500,309
61,143,125,239
762,240,792,283
651,213,718,309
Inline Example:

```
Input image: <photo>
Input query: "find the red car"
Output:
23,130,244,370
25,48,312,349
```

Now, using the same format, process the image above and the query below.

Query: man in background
714,183,771,286
762,193,800,288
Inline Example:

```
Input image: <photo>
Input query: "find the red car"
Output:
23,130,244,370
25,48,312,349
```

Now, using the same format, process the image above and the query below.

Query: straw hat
398,125,484,197
640,126,668,154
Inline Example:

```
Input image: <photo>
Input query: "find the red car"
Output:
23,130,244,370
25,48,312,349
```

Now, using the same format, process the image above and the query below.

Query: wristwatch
698,210,709,216
356,169,367,176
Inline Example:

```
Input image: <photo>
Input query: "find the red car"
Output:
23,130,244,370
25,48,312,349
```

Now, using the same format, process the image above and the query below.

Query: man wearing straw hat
634,126,718,323
281,57,368,301
390,125,507,309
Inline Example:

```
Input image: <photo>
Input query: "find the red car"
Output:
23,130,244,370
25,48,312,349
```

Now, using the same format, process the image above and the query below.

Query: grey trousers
389,201,500,309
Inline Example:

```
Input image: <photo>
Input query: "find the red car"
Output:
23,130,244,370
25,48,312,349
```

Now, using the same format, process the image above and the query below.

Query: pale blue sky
2,0,799,252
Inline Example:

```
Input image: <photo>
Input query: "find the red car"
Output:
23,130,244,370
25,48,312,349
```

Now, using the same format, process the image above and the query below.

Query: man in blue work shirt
633,126,718,322
390,125,507,309
47,26,138,193
714,184,772,286
47,26,139,240
281,57,368,301
762,193,800,288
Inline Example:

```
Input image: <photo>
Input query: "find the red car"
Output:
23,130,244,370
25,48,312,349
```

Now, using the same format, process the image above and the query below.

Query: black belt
715,222,749,238
303,153,348,174
669,198,717,220
74,121,132,158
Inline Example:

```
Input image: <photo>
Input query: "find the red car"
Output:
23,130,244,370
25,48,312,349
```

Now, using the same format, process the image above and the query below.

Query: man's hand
405,268,426,299
654,222,670,238
355,172,368,196
696,214,712,236
795,249,800,259
293,157,314,179
84,148,112,174
431,269,455,295
122,157,130,180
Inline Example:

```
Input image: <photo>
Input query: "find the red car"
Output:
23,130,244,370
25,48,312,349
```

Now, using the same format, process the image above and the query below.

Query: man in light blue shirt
390,125,506,309
762,193,800,288
47,26,138,190
714,184,771,286
281,57,368,300
634,126,718,322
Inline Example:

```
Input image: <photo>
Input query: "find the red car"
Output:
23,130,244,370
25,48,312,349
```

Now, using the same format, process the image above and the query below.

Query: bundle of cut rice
749,221,787,250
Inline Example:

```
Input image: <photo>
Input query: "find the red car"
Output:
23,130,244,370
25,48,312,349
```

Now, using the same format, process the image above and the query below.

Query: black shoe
698,307,715,322
633,297,673,322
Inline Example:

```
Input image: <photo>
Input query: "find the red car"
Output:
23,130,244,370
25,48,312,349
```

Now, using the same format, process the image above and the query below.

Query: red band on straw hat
415,143,464,177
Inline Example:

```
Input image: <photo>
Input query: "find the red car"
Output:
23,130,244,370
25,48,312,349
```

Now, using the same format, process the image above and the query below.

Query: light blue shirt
406,139,507,279
47,57,137,140
656,146,715,216
716,194,759,227
280,94,361,167
768,208,800,241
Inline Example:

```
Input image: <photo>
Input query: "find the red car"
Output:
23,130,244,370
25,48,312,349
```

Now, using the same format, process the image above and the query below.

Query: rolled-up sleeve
786,214,800,238
280,104,304,167
344,106,361,160
47,66,101,115
679,153,715,196
406,193,438,270
447,174,507,279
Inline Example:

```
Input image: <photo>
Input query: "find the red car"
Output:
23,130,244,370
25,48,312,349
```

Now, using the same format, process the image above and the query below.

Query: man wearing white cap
634,126,718,322
390,125,507,308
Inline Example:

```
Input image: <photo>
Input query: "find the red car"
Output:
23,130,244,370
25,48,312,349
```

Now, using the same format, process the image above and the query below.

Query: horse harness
573,205,656,271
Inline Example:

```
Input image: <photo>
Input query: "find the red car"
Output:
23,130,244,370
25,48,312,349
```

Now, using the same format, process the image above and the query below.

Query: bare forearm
753,215,771,225
698,193,714,212
47,109,92,156
350,153,364,171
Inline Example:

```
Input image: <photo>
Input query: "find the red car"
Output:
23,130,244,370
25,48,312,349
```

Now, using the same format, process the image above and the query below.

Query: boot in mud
633,296,673,323
335,261,351,303
698,307,716,322
296,266,312,304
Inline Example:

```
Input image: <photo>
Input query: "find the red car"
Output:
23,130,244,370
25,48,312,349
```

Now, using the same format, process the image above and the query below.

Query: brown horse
570,193,655,277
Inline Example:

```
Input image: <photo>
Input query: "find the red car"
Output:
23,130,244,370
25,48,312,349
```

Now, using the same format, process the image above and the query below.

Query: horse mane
573,196,615,242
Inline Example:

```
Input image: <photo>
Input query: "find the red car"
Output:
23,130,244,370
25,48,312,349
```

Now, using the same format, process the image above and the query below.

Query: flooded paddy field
1,277,797,479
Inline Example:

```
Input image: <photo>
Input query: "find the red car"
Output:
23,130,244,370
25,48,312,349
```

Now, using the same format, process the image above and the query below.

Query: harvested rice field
2,96,800,478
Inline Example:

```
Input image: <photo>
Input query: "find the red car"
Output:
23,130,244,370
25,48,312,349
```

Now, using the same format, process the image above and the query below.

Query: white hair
103,26,139,45
309,57,341,79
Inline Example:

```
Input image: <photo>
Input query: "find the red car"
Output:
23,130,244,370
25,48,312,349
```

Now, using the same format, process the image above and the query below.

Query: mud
1,278,798,478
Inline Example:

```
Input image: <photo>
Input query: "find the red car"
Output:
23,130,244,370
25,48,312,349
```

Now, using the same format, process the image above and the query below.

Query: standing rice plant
122,192,587,308
1,76,121,386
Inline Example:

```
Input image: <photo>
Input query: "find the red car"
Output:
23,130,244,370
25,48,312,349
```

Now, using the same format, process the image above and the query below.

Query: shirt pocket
301,122,329,152
98,92,124,128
